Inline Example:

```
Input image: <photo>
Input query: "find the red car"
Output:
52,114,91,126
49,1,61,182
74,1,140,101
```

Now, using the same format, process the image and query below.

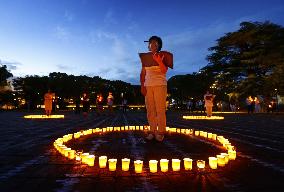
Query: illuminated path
0,111,283,191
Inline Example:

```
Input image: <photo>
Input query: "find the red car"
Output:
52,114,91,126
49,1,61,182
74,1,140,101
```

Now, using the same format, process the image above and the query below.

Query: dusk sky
1,0,284,84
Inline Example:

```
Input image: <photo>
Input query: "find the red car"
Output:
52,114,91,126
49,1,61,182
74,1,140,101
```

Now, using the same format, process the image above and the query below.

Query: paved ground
0,110,283,192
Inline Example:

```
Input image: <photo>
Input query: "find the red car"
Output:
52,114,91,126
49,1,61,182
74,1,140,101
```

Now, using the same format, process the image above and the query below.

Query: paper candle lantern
122,158,130,171
228,150,237,160
172,159,181,171
134,160,143,173
220,153,229,164
209,157,218,169
99,156,107,168
86,155,95,166
183,158,193,170
216,155,226,167
195,131,200,136
149,160,158,173
160,159,169,172
197,160,205,169
108,159,117,171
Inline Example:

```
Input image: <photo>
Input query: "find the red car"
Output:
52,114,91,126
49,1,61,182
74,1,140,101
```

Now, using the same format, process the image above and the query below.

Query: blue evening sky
1,0,283,84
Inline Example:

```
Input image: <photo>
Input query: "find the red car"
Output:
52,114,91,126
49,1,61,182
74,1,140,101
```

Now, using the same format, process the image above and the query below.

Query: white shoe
145,133,154,141
155,134,164,142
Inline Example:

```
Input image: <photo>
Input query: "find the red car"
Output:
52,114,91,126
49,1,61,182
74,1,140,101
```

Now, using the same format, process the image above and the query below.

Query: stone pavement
0,111,283,192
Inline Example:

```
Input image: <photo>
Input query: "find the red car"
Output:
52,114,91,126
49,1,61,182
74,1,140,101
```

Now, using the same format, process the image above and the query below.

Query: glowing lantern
195,131,200,136
122,158,130,171
197,160,205,169
99,156,107,168
68,150,75,159
81,153,90,164
108,159,117,171
160,159,169,172
228,150,237,160
212,134,217,140
183,158,193,170
134,160,143,173
220,153,229,164
207,133,212,139
149,160,158,173
216,155,226,167
172,159,181,171
86,155,95,166
75,152,82,161
209,157,218,169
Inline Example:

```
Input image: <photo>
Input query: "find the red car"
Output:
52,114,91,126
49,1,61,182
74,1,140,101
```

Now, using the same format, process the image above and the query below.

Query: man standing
139,36,173,142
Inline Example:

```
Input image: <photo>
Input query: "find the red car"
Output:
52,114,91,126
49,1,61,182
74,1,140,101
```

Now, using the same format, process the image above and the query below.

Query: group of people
80,92,115,117
246,95,277,113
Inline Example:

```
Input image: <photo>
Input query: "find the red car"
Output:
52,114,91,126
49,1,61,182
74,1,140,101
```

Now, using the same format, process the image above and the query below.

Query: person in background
82,93,90,117
96,93,104,115
204,91,215,117
107,92,114,114
44,89,54,116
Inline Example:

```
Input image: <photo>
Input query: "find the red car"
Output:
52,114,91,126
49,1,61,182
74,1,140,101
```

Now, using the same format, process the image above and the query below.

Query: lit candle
160,159,169,172
195,131,200,136
99,156,108,168
108,159,117,171
81,153,90,164
68,150,75,159
149,160,158,173
134,160,143,173
122,158,130,171
183,158,193,170
220,153,229,164
86,155,95,166
75,152,82,161
216,155,226,167
209,157,218,169
207,133,212,139
228,150,237,160
172,159,181,171
197,160,205,169
64,148,72,157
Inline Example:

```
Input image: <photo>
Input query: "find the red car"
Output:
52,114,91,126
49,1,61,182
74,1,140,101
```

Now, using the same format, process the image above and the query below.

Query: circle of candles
209,157,218,169
108,159,117,171
99,156,108,168
216,155,226,167
149,160,158,173
228,150,237,160
183,158,193,170
121,158,130,171
54,125,238,173
197,160,205,169
172,159,181,171
134,160,143,173
160,159,169,172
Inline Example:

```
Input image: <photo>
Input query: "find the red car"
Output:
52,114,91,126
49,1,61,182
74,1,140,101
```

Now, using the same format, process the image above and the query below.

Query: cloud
64,10,74,22
0,59,22,71
56,64,72,71
104,9,117,25
53,26,71,40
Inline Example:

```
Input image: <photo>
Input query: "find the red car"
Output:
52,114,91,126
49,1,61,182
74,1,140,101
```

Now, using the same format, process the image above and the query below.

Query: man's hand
152,53,168,73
